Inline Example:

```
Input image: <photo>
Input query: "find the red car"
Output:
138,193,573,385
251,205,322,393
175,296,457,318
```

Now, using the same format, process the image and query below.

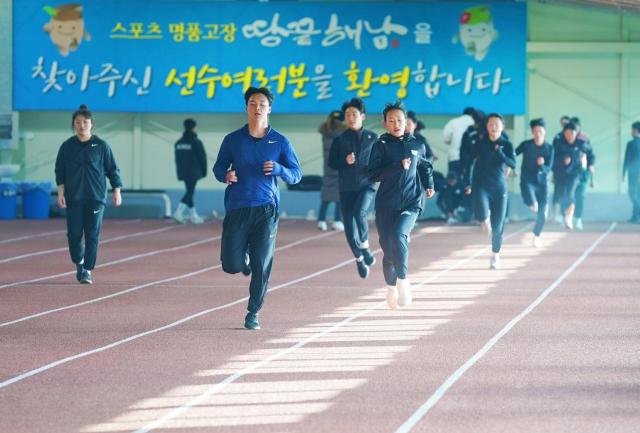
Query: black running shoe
80,270,93,284
362,249,376,266
76,264,84,282
356,259,369,279
244,312,260,330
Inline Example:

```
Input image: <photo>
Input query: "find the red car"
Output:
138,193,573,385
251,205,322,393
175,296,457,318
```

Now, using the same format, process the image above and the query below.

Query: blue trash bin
0,182,18,219
22,181,52,219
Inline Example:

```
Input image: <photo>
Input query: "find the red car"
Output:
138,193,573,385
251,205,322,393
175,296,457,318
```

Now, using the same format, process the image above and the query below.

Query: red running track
0,218,638,433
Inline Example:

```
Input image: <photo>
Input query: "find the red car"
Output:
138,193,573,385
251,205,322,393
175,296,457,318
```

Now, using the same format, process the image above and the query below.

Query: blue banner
13,1,527,114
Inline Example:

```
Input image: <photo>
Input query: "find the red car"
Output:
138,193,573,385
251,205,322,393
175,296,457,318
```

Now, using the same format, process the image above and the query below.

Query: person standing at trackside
328,98,379,279
443,107,475,180
553,122,590,231
622,121,640,223
173,118,208,224
368,102,434,309
317,110,346,232
213,87,302,330
464,113,516,270
515,118,554,247
55,104,123,284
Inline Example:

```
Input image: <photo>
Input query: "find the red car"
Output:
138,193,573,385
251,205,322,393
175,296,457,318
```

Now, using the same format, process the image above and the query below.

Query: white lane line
0,231,348,390
393,222,617,433
0,229,67,245
0,225,179,265
0,222,528,393
0,230,335,327
128,225,533,433
0,220,296,290
0,219,150,245
0,235,219,291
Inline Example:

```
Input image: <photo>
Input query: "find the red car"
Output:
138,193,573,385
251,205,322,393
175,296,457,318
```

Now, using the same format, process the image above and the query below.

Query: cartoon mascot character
43,4,91,57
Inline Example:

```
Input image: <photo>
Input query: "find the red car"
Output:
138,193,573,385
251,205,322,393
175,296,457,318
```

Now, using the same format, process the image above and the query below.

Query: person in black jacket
55,104,123,284
328,98,378,279
368,102,434,309
623,121,640,222
174,118,208,224
622,122,640,224
553,122,591,230
516,118,554,247
464,113,516,269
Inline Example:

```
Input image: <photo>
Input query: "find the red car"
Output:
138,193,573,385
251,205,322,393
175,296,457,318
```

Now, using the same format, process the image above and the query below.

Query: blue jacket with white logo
213,125,302,212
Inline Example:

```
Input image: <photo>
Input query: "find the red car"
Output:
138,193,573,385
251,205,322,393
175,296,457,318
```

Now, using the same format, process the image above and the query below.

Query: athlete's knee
222,260,242,274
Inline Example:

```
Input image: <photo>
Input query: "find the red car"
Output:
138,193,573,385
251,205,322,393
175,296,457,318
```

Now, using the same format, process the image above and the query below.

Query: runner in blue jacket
213,87,301,330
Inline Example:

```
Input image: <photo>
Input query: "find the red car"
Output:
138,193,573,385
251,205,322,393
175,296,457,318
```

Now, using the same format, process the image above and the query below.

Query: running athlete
328,98,379,278
464,113,516,269
213,87,302,330
515,118,554,247
368,102,434,309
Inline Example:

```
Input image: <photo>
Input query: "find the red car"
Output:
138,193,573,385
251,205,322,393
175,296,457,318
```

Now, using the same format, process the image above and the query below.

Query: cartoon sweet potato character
43,4,91,57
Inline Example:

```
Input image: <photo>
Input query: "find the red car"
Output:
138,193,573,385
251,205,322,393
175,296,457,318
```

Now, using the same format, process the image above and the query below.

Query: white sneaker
189,208,205,224
397,278,413,307
564,215,574,230
574,218,583,231
532,236,542,248
331,221,345,231
173,202,188,224
490,253,500,269
317,221,328,231
386,285,398,309
446,217,456,225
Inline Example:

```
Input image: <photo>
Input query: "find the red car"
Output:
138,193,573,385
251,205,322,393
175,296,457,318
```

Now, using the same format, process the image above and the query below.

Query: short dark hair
341,97,366,115
406,110,418,124
560,115,570,123
244,86,274,106
632,121,640,133
564,122,577,131
463,107,476,116
570,116,581,126
529,118,545,129
472,110,486,125
383,101,406,121
72,104,93,129
486,112,504,124
183,118,196,130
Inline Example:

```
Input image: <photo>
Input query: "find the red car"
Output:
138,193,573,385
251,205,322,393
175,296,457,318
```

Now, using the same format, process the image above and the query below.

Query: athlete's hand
536,157,545,166
226,170,238,184
112,188,122,207
564,156,571,166
346,152,356,165
464,186,472,195
57,185,66,209
425,188,435,198
264,160,280,176
401,158,411,170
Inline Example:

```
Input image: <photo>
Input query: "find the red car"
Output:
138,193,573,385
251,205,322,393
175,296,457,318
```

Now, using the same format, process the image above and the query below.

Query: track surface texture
1,217,638,433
